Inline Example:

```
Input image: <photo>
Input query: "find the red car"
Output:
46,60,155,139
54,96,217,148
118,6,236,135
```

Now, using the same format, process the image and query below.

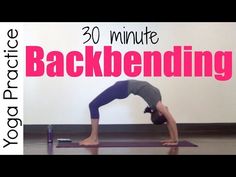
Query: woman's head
151,111,167,125
144,106,167,125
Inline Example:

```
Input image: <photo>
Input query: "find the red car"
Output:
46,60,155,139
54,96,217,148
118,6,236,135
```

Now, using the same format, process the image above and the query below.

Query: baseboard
24,123,236,136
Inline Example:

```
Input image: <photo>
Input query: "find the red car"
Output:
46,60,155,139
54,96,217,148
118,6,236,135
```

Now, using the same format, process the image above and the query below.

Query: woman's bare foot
162,142,178,146
160,139,175,143
160,139,178,146
79,136,99,146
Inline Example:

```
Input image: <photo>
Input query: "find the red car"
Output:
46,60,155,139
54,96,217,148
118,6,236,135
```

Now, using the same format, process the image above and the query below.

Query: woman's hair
151,111,167,125
144,106,167,125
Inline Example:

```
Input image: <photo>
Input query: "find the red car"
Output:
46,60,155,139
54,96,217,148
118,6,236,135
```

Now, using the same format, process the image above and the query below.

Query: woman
80,80,178,146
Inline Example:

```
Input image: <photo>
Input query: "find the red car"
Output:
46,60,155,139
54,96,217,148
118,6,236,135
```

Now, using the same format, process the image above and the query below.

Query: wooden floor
24,132,236,155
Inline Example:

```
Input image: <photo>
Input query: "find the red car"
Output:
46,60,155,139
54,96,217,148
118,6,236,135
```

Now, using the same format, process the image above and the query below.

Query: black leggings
89,81,129,118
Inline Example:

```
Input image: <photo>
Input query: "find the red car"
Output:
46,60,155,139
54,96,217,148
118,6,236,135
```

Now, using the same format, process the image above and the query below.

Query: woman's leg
80,81,129,146
89,81,129,118
79,118,99,146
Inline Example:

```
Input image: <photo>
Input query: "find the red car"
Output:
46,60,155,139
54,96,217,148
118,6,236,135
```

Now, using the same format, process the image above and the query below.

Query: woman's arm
156,101,179,145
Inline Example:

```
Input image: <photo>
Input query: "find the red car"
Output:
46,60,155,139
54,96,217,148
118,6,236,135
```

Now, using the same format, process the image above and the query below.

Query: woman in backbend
80,80,178,146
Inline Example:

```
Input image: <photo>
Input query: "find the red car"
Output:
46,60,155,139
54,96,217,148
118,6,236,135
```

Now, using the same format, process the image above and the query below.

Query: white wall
23,23,236,124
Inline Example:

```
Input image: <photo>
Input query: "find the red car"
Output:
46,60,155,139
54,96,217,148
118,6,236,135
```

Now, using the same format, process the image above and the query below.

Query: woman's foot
79,136,99,146
160,139,178,145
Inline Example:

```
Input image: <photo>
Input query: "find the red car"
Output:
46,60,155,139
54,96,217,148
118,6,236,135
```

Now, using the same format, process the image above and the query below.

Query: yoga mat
56,140,197,148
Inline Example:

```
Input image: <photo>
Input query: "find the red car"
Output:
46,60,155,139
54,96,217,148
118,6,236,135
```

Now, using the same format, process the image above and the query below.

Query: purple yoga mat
56,140,197,148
